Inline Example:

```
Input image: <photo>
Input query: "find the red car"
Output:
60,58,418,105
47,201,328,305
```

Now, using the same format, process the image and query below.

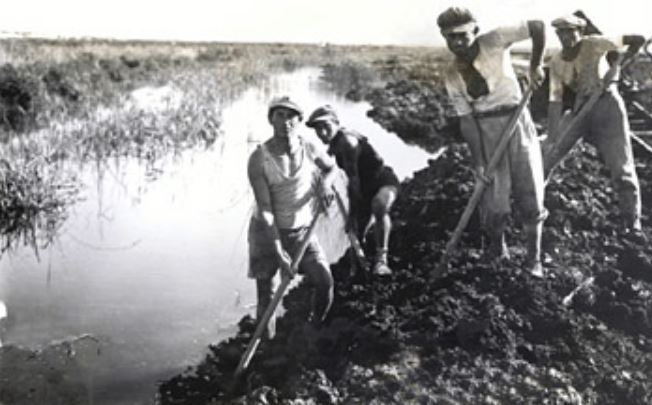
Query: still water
0,67,435,403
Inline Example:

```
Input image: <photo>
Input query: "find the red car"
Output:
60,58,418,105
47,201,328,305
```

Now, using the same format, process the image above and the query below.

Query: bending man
437,7,548,276
543,14,645,243
306,105,400,276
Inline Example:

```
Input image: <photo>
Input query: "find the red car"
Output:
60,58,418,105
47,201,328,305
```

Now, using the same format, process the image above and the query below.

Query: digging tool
631,132,652,154
232,201,325,382
433,85,535,278
544,53,626,180
562,276,595,307
331,186,370,274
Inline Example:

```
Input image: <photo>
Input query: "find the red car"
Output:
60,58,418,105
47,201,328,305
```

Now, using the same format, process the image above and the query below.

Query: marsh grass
0,155,78,254
0,38,410,249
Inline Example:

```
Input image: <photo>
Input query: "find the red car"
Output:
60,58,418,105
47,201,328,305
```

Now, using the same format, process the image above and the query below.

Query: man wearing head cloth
543,11,646,243
306,105,400,276
437,7,548,277
247,96,337,337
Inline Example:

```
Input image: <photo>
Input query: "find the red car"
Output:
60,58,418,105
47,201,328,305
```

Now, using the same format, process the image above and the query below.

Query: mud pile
159,140,652,404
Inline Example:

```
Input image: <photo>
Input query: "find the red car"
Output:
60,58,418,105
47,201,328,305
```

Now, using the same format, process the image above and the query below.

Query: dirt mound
158,139,652,404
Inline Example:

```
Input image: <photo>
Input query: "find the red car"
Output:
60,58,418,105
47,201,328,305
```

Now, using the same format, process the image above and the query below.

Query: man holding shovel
437,7,548,276
542,14,646,243
306,105,400,276
247,96,336,338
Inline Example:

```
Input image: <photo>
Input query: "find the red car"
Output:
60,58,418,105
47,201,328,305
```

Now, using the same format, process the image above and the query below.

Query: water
0,67,436,404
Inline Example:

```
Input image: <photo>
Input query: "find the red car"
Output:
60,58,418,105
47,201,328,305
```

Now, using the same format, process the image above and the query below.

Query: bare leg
304,260,334,323
371,186,397,275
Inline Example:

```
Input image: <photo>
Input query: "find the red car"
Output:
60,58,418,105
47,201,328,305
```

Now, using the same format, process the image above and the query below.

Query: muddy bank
158,57,652,404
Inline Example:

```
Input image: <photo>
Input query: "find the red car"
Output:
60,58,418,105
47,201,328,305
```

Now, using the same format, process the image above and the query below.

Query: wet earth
158,58,652,404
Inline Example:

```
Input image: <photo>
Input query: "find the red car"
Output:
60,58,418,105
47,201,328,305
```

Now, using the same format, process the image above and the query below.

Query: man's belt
472,105,518,119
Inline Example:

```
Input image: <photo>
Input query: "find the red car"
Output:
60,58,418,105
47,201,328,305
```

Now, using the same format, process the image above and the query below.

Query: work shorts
357,166,400,234
247,216,328,280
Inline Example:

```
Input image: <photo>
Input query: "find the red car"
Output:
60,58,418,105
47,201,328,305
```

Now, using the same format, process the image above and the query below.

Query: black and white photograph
0,0,651,403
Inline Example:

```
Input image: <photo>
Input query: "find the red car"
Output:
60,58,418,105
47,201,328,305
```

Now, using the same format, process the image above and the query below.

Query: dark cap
551,15,587,30
306,105,339,128
268,96,303,121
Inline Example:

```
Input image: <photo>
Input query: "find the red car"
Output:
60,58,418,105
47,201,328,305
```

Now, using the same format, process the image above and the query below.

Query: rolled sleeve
490,21,530,48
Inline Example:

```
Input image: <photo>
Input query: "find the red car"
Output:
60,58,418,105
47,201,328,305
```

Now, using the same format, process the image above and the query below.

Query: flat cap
268,96,303,121
551,15,587,30
306,105,339,128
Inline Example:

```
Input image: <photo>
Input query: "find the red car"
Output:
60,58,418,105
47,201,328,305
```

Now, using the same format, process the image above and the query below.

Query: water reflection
0,66,435,404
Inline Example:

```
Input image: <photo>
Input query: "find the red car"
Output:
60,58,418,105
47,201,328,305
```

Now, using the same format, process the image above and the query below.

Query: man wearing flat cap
306,105,400,276
543,12,646,243
437,7,548,277
247,96,337,336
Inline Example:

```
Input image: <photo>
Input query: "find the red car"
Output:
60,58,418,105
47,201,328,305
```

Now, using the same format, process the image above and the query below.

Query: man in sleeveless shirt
306,105,400,276
247,96,336,337
437,7,548,277
542,14,646,243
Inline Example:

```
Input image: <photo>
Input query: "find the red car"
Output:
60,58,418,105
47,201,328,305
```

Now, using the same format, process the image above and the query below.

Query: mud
159,57,652,404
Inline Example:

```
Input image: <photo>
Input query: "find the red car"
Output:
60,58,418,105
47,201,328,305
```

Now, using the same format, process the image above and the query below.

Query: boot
621,216,647,244
373,249,392,276
524,222,544,278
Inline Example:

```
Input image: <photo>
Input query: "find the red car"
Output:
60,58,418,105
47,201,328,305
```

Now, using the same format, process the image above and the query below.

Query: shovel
433,85,535,278
331,186,370,275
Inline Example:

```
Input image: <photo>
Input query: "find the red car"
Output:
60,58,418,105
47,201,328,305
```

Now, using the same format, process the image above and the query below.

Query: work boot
621,227,648,244
526,259,545,278
373,249,392,276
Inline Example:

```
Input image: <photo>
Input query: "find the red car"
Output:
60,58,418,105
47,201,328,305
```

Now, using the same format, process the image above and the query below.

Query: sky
1,0,650,46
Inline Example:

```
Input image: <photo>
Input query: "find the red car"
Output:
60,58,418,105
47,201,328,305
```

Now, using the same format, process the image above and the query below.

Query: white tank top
259,139,319,229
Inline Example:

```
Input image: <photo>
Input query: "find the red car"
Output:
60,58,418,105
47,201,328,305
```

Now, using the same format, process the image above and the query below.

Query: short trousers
247,216,328,280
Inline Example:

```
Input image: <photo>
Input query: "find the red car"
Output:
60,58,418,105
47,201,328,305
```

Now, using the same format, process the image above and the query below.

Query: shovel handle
332,186,368,266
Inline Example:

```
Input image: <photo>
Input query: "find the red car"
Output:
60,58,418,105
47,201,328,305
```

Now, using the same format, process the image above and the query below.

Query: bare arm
527,20,546,86
605,35,645,66
336,134,363,223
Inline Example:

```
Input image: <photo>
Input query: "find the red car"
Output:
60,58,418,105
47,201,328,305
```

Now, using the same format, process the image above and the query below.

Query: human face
443,29,477,57
311,120,337,144
270,107,301,139
555,27,582,50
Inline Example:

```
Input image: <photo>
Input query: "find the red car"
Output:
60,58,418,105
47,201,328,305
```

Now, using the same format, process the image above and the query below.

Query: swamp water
0,67,436,404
